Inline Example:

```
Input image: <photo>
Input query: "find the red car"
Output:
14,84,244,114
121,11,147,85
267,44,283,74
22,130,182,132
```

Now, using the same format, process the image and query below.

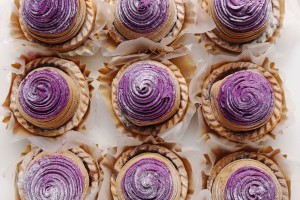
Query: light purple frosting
117,0,169,33
121,158,173,200
24,155,85,200
213,0,270,32
19,68,70,120
225,166,276,200
21,0,78,34
117,62,177,124
217,70,274,127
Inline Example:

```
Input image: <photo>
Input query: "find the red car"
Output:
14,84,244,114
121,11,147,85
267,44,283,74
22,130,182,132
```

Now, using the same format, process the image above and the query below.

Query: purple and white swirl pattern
213,0,270,32
117,0,169,33
24,155,85,200
121,158,173,200
117,62,177,124
225,166,276,200
217,71,274,127
21,0,78,34
18,68,70,121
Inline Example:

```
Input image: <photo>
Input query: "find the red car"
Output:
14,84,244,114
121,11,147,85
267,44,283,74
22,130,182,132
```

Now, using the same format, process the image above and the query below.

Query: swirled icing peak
21,0,78,34
225,166,276,200
18,68,70,120
213,0,270,32
217,70,274,127
121,158,173,200
117,0,169,33
117,61,178,125
24,155,85,200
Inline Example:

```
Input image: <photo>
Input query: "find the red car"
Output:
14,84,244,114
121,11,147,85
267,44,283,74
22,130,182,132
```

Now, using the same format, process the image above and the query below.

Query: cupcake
202,0,284,53
111,144,188,200
17,0,96,52
16,146,99,200
109,0,185,44
111,60,188,135
208,151,289,200
201,61,283,142
10,57,90,137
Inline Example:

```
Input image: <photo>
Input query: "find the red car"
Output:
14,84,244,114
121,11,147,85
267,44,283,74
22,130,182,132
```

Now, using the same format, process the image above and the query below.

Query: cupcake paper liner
208,152,288,199
199,138,299,199
98,135,204,200
109,0,185,44
0,0,299,198
202,61,283,142
111,60,187,135
19,0,95,51
10,0,110,57
189,46,291,145
14,134,102,200
199,0,285,54
91,0,215,56
98,49,196,142
2,54,94,140
111,144,188,200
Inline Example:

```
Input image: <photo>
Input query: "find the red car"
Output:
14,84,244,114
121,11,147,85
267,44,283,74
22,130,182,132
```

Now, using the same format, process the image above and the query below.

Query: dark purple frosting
117,62,177,124
122,158,173,200
21,0,78,34
217,71,274,127
19,68,70,120
225,166,276,200
24,155,85,200
213,0,269,32
117,0,169,33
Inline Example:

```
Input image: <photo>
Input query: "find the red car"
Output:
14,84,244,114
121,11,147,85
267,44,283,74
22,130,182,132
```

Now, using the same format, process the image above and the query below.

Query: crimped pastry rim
111,144,188,200
201,0,284,53
18,0,96,52
207,151,289,200
201,61,283,142
16,146,99,200
111,59,189,136
10,57,90,137
108,0,185,45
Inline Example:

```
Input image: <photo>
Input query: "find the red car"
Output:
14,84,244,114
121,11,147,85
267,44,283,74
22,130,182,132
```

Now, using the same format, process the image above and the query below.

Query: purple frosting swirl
213,0,269,32
24,155,85,200
117,0,169,33
19,68,70,120
122,158,173,200
217,71,274,127
225,166,276,200
117,62,177,124
21,0,78,34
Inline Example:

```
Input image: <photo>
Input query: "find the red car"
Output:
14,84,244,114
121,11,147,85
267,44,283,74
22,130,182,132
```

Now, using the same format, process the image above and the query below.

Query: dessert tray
1,0,300,199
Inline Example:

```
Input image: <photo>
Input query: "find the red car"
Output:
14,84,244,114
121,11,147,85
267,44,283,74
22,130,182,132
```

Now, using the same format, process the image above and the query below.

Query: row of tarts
6,53,288,200
2,0,291,199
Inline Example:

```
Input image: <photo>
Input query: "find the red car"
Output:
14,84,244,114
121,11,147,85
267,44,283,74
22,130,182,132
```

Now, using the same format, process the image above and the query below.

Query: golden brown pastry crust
108,0,185,45
111,144,188,200
201,0,284,53
18,0,96,52
111,60,188,135
201,62,283,142
16,146,99,200
208,0,269,44
16,67,80,130
10,57,90,137
207,151,289,200
210,70,273,132
115,153,182,200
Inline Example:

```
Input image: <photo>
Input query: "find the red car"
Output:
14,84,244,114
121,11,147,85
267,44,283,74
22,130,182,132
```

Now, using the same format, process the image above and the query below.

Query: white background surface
0,0,300,199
